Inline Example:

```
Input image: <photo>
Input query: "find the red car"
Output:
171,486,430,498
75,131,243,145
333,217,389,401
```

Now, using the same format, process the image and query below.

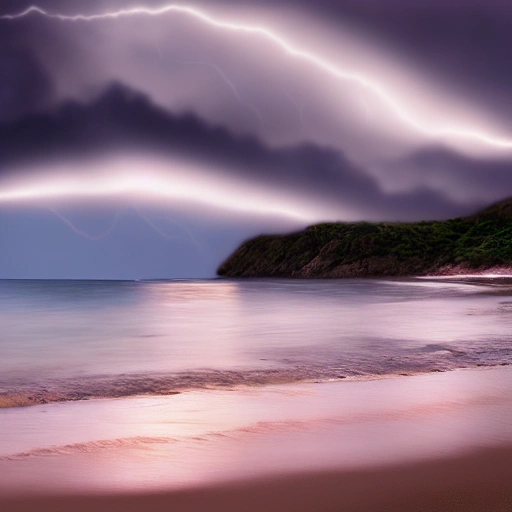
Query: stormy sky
0,0,511,278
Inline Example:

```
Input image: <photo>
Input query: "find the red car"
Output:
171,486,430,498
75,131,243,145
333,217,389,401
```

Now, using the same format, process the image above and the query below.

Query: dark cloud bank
266,0,512,121
2,82,506,223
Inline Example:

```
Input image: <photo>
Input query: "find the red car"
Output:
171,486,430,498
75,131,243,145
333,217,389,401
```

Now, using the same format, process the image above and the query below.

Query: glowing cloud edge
0,170,315,223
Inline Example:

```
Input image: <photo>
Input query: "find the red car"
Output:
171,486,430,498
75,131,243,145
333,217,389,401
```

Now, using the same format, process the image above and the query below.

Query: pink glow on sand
1,367,512,494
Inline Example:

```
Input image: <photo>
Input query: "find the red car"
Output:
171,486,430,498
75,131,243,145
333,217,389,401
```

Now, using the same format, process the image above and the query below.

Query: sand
2,445,512,512
2,367,512,511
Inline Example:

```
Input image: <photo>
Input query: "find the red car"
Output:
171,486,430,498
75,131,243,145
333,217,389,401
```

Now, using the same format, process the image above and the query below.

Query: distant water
1,277,512,407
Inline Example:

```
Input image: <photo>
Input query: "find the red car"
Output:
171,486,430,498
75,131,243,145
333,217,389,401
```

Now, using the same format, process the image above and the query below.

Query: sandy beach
2,445,512,512
1,366,512,511
1,0,511,508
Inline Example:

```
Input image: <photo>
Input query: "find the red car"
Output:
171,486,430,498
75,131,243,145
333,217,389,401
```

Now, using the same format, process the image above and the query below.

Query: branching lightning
358,96,371,124
45,206,203,248
154,40,163,61
48,207,122,241
135,207,203,249
280,87,306,133
2,4,512,149
189,60,264,127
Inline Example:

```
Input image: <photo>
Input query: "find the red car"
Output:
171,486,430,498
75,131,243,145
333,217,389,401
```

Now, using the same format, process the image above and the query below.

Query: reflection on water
0,278,512,404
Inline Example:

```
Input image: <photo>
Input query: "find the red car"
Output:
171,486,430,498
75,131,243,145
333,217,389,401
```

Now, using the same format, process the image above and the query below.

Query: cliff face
217,198,512,278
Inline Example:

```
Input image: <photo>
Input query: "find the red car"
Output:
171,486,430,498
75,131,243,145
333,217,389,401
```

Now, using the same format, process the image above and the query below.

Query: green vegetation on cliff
217,198,512,278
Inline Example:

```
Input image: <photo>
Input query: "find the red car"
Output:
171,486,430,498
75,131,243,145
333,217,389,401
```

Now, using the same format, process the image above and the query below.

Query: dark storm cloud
0,0,507,279
0,82,480,222
387,147,512,205
0,0,508,223
213,0,512,114
281,0,512,120
2,0,511,124
1,0,510,161
0,22,53,122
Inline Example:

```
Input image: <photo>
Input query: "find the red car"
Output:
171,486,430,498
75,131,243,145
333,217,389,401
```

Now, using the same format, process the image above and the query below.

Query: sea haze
1,277,512,407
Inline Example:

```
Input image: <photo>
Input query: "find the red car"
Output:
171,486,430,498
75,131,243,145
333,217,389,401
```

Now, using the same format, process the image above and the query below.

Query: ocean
1,277,512,407
2,276,512,494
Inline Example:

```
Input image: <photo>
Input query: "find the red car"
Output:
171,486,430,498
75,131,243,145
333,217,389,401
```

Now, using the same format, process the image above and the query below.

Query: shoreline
2,362,511,410
2,444,512,511
425,264,512,278
2,366,512,498
3,276,512,409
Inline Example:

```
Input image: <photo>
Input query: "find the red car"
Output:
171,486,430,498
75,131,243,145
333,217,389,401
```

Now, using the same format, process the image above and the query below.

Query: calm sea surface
1,277,512,405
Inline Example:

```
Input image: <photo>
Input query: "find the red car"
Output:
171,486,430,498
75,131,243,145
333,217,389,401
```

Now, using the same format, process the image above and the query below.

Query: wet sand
2,445,512,512
2,367,512,510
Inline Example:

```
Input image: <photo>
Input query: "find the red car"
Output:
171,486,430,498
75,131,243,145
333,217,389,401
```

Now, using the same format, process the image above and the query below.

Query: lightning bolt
48,207,122,241
358,96,371,124
135,207,203,250
46,206,202,248
280,87,306,132
2,4,512,149
155,40,163,61
188,60,264,128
